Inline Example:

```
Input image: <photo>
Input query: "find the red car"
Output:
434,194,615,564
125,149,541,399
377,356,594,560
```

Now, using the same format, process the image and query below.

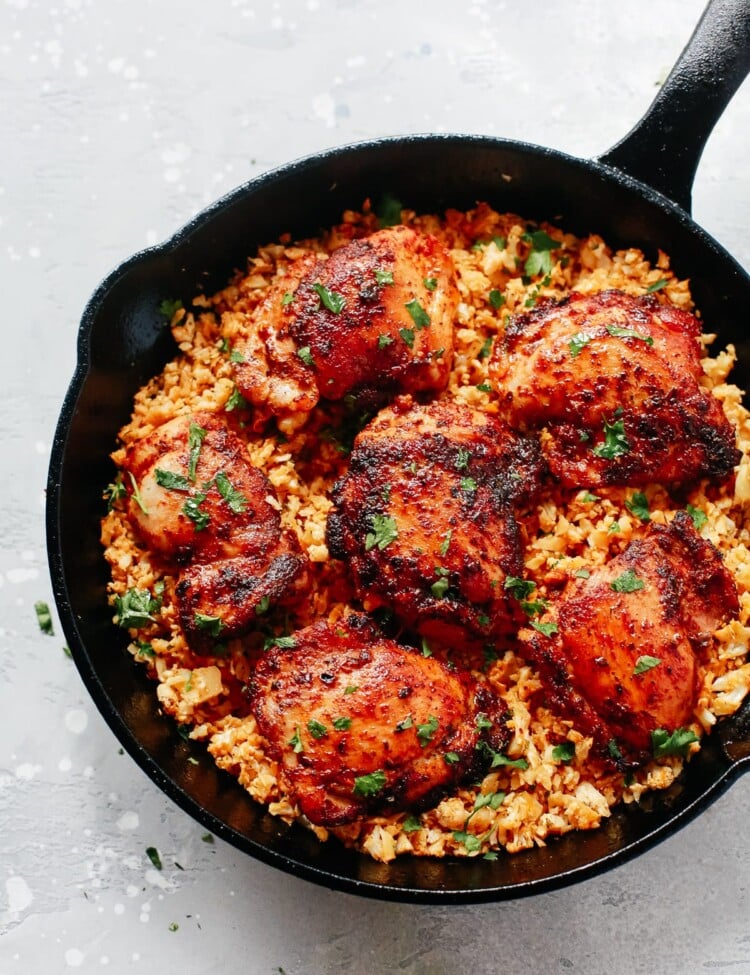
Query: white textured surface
3,0,750,971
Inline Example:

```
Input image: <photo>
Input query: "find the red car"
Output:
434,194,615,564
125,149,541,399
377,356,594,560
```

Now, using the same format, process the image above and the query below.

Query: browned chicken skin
326,397,544,646
489,289,740,488
250,616,509,826
121,412,308,648
233,226,459,424
519,513,738,761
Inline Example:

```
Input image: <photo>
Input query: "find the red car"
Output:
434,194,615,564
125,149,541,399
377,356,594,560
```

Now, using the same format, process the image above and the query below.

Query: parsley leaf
531,620,558,637
399,327,415,348
364,514,399,551
254,595,271,616
405,299,430,329
352,770,387,797
35,601,54,635
193,613,225,637
374,268,394,286
569,332,593,357
455,447,471,470
333,717,352,731
158,299,183,321
488,289,505,310
182,493,210,531
417,715,439,747
610,569,645,593
634,654,661,676
651,727,699,758
214,470,248,514
504,576,536,600
307,719,328,739
115,588,161,629
376,193,403,228
592,417,630,459
187,423,208,482
522,230,561,277
103,473,127,511
686,503,708,530
229,347,246,363
476,382,492,393
423,276,438,291
625,491,650,522
127,471,149,515
552,742,576,763
313,282,346,314
439,530,452,557
402,814,422,833
281,291,295,306
395,714,414,732
377,334,394,349
646,278,669,293
288,728,304,753
453,830,482,853
430,576,450,599
607,324,654,346
443,751,461,765
155,469,191,492
460,476,477,492
297,346,315,367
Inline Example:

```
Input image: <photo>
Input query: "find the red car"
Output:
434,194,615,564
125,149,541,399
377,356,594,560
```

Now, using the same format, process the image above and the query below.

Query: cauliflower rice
101,201,750,862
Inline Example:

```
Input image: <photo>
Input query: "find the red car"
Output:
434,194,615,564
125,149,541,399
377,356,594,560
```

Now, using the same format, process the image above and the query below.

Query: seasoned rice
101,201,750,861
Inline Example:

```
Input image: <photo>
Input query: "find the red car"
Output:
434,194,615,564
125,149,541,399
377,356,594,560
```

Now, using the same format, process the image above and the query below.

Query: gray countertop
3,0,750,971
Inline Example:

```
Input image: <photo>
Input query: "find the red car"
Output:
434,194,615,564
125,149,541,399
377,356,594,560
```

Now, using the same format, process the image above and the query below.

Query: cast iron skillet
47,0,750,903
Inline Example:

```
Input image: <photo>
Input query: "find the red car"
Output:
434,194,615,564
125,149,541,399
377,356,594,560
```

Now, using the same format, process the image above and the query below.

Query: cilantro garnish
263,635,298,650
307,719,328,739
158,299,183,321
646,278,668,293
374,268,394,286
296,346,315,367
155,469,191,492
115,588,161,629
610,569,645,593
187,423,208,482
182,493,210,531
607,323,654,346
193,613,225,638
405,298,430,329
127,471,149,515
430,576,449,599
365,514,399,551
569,332,593,357
423,277,438,291
633,655,661,676
377,334,394,349
488,289,505,310
402,814,422,833
399,327,415,348
439,529,452,557
333,717,352,731
376,193,403,228
504,576,536,600
455,447,471,471
651,727,699,758
522,229,561,277
288,727,304,754
531,620,558,637
313,282,346,314
592,417,630,459
103,473,127,511
416,715,439,747
214,470,248,514
352,770,386,797
281,291,295,306
625,491,650,522
552,742,576,763
686,503,707,530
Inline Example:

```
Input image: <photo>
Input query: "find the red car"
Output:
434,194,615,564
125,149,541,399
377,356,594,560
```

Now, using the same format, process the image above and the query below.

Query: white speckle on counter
116,811,139,831
64,947,84,967
15,763,41,780
58,756,72,772
5,875,33,913
6,567,39,584
65,709,88,734
114,903,125,915
312,92,335,127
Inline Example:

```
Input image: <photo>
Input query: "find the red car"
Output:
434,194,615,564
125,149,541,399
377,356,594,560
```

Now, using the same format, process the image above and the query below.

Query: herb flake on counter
145,846,163,870
35,601,54,635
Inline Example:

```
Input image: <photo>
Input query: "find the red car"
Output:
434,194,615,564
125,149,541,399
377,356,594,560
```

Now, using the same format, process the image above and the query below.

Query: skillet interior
48,134,750,902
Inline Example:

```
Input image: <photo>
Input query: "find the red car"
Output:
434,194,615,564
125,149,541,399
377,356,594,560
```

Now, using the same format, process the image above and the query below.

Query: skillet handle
597,0,750,213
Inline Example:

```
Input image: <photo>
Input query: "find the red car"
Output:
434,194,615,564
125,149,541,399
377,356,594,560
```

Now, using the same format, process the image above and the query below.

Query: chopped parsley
531,620,558,637
522,229,561,277
395,714,414,732
352,770,386,797
686,503,708,530
281,291,295,306
625,491,651,522
374,268,394,286
592,417,630,459
35,601,53,635
344,684,358,695
475,382,492,393
229,347,246,364
569,332,593,357
313,282,346,314
475,712,493,731
520,598,549,617
455,447,471,470
182,493,210,531
478,335,493,359
145,846,163,870
155,469,191,492
377,333,394,349
307,719,328,739
365,514,399,551
439,530,452,557
187,423,208,482
134,640,155,659
333,717,352,731
580,491,599,503
376,193,403,228
504,576,536,600
115,588,161,629
158,298,183,321
552,742,576,763
490,753,529,770
460,476,477,492
443,751,461,765
405,298,431,329
214,470,248,514
608,739,624,762
104,473,127,511
573,568,591,579
127,471,149,515
651,727,699,758
430,576,450,599
296,345,315,367
254,595,271,616
453,830,482,853
263,635,298,650
399,327,415,348
288,728,304,753
646,278,669,293
610,569,645,593
607,323,654,346
423,276,438,291
488,289,505,310
421,638,433,658
193,613,225,637
417,715,439,747
634,655,661,676
402,814,422,833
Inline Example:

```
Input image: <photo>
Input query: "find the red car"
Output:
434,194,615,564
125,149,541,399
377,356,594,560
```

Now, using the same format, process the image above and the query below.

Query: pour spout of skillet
598,0,750,213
